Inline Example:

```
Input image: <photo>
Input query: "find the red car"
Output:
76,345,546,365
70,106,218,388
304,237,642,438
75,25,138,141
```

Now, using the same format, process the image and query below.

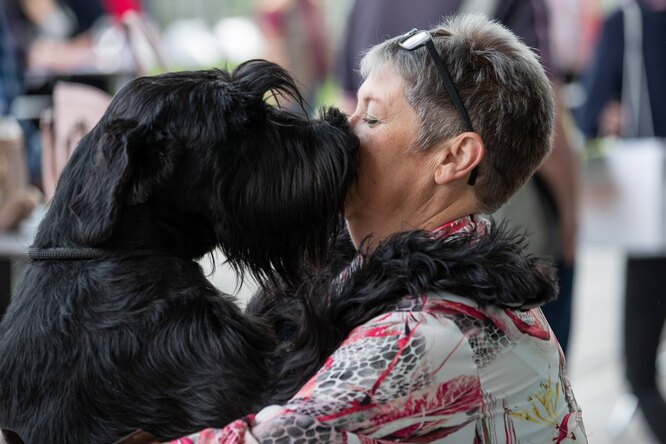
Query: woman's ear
433,132,484,185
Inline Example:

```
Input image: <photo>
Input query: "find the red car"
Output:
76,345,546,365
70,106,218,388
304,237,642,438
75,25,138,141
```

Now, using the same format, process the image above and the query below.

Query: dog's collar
27,247,109,260
26,247,164,261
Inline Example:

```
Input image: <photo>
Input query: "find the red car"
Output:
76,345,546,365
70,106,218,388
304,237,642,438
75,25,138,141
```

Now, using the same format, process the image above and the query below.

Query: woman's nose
347,112,359,128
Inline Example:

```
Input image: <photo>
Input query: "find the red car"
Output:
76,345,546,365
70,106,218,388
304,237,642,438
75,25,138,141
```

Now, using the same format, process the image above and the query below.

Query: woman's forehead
358,64,405,107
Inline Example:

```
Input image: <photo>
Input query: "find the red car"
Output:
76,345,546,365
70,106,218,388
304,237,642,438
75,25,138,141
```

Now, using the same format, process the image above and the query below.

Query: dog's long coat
0,61,358,443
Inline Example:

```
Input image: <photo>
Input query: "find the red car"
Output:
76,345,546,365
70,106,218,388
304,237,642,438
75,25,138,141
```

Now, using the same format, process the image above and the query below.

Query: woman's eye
363,116,379,126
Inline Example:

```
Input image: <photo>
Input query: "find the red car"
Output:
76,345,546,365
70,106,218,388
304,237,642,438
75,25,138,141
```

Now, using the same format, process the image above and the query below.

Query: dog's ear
68,119,144,245
69,119,185,245
126,127,183,206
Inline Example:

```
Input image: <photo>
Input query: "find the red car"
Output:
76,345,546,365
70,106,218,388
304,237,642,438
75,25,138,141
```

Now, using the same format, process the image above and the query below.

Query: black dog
0,60,358,443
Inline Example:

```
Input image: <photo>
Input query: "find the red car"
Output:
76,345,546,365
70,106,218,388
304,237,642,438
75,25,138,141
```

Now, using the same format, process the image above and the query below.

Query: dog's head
37,60,358,284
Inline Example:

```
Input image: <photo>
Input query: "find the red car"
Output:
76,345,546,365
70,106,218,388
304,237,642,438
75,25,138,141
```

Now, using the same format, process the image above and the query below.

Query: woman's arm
168,308,480,443
169,411,395,444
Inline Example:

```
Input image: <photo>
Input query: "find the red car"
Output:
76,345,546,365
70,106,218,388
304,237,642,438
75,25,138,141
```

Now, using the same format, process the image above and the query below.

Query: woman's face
346,63,437,237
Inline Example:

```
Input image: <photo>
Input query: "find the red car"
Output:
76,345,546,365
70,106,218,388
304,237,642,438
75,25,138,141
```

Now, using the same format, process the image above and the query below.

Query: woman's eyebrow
356,84,384,105
366,94,385,105
358,94,386,109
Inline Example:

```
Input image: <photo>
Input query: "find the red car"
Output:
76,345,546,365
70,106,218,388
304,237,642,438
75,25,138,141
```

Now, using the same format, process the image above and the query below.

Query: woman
169,15,587,443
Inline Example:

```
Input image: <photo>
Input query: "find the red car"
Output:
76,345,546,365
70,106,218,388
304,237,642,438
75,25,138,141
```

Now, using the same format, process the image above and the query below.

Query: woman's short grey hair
360,14,554,212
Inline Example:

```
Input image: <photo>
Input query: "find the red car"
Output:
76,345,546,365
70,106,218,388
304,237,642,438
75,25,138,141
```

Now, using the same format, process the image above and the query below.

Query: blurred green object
143,0,253,28
584,138,609,160
313,78,340,110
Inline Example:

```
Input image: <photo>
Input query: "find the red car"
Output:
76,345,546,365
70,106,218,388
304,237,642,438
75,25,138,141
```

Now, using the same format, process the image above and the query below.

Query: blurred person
1,4,22,117
256,0,327,108
6,0,116,182
16,0,106,73
0,6,41,246
168,15,586,442
335,0,580,356
577,1,666,442
0,1,41,184
577,0,665,138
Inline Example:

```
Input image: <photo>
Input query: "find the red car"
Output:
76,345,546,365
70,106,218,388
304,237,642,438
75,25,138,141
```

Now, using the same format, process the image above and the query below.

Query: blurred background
1,0,665,442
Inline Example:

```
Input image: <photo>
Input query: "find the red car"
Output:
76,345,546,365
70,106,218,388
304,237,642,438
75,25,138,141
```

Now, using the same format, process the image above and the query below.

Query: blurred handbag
40,82,112,201
579,138,665,252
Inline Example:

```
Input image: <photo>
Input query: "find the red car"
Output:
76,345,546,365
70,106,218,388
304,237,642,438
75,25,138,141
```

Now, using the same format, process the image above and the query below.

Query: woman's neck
345,194,479,252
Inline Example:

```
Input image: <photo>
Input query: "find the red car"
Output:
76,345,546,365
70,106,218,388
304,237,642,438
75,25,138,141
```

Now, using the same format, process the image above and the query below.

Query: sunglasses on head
399,28,478,186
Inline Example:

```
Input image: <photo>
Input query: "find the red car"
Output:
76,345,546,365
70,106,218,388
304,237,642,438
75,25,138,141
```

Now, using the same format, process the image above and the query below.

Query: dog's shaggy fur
0,60,358,443
251,225,559,404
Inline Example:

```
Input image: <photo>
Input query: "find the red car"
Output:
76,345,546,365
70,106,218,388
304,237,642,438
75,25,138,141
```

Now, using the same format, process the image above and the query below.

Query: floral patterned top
169,216,587,444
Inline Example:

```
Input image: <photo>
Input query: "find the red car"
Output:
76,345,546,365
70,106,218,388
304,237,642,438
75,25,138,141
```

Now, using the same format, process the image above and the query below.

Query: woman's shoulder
374,292,560,369
357,292,551,339
389,293,549,334
291,293,584,442
422,293,553,339
335,292,564,395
